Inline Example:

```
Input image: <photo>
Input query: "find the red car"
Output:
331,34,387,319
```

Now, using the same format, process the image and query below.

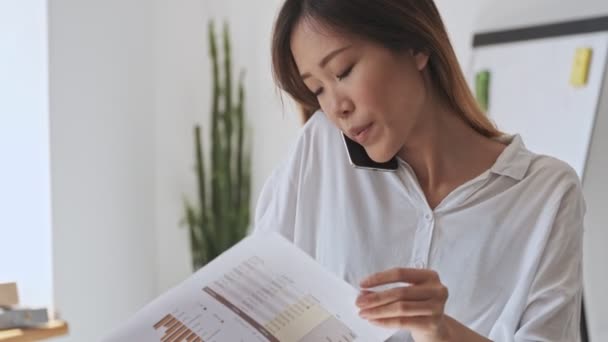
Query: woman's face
291,19,431,162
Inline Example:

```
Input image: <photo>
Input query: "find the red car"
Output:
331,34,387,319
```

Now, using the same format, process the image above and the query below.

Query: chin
366,147,396,163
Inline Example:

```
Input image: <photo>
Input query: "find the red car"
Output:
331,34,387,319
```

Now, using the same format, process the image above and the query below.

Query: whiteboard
470,32,608,178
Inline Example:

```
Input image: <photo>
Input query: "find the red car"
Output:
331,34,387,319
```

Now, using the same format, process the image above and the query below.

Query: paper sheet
102,233,397,342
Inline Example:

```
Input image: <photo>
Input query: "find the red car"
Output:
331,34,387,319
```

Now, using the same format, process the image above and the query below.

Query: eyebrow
300,45,352,80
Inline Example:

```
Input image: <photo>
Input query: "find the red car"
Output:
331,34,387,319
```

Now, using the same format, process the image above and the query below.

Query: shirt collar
489,134,533,181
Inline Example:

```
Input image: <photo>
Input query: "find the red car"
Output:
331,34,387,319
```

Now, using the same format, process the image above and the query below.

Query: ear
411,50,430,71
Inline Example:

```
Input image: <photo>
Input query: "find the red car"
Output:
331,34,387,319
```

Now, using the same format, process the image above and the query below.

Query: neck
397,100,504,204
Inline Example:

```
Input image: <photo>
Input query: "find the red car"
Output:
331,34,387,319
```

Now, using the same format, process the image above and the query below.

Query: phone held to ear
342,133,399,172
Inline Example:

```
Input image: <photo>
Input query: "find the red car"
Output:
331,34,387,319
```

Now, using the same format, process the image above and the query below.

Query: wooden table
0,321,68,342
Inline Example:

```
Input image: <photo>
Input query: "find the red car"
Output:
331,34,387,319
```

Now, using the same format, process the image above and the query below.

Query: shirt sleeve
251,162,299,241
251,112,324,244
514,181,586,342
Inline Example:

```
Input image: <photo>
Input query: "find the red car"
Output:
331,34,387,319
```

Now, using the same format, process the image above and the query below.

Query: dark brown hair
271,0,502,138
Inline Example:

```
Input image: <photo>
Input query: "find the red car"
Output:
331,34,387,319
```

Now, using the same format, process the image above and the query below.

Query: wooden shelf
0,321,68,342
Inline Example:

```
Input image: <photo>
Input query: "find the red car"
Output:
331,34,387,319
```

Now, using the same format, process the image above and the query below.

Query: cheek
351,62,423,118
350,73,387,113
386,72,427,124
318,97,339,124
320,105,345,133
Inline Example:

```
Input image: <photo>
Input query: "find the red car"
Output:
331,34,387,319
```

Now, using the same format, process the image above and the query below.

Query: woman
254,1,585,341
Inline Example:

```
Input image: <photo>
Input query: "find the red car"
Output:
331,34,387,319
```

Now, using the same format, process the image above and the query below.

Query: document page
102,233,397,342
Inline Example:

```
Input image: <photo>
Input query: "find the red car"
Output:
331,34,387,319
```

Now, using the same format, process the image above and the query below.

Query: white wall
0,0,53,309
476,0,608,32
153,0,300,292
153,0,206,294
434,0,488,68
48,1,158,341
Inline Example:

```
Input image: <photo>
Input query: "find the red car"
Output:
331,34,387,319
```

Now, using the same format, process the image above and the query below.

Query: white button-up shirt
253,112,585,342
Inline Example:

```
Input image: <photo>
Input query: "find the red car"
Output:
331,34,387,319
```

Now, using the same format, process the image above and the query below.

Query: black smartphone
342,133,399,171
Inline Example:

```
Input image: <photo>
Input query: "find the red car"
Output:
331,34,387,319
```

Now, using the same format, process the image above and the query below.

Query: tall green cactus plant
183,21,251,271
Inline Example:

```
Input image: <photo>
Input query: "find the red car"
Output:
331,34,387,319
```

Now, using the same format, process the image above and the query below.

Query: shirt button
414,260,426,269
424,212,433,221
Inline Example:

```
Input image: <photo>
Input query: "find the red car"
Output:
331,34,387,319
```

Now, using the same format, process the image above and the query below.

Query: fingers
356,285,438,309
357,268,450,336
360,267,439,288
358,299,442,319
367,315,445,332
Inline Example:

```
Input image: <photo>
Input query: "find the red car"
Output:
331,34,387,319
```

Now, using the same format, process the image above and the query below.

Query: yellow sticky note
570,47,593,87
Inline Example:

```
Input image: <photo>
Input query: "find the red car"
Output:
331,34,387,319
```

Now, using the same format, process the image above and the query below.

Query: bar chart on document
150,256,356,342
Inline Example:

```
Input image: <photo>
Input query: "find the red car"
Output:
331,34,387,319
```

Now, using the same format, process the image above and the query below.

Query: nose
328,93,354,119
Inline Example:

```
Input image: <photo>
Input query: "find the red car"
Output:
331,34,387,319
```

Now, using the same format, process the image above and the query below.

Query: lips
348,122,374,144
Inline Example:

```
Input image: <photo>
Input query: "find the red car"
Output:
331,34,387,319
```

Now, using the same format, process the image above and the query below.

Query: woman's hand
356,267,451,342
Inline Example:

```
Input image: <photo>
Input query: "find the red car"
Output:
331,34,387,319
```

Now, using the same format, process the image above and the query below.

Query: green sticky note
475,70,491,112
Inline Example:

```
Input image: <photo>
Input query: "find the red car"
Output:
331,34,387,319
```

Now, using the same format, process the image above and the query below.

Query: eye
312,64,354,97
337,65,354,81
